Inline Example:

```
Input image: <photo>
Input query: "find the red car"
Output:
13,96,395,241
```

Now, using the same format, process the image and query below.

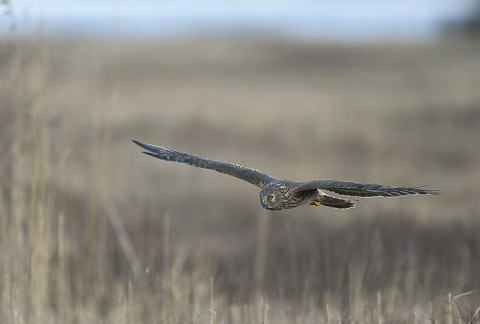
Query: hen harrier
133,140,440,210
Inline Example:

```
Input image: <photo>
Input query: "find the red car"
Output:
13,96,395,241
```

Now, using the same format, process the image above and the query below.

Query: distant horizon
2,0,475,41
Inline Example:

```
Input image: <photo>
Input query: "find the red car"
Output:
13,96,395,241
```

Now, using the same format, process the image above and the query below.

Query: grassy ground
1,35,480,323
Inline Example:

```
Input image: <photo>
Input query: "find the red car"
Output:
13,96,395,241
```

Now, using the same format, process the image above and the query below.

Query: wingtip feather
132,140,159,153
142,152,158,158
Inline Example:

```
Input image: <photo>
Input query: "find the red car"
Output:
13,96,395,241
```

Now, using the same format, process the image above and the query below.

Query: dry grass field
1,35,480,323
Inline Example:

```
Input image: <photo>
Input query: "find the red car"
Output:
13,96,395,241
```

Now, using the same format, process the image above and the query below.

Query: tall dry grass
1,33,480,323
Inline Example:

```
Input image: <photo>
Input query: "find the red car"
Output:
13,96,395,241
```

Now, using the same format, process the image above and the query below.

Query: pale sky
3,0,476,41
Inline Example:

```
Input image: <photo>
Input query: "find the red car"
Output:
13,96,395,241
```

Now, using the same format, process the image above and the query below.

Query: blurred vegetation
443,0,480,38
1,33,480,323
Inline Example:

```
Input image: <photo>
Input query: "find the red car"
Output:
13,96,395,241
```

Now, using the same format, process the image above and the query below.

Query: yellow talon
313,200,322,206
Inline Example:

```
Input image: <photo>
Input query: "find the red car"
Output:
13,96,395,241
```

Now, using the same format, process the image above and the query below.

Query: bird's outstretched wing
294,179,441,198
133,140,276,188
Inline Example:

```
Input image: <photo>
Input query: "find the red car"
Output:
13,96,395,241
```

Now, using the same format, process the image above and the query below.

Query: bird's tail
310,195,356,209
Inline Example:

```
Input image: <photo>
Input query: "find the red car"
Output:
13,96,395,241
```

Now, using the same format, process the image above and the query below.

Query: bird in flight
133,140,440,210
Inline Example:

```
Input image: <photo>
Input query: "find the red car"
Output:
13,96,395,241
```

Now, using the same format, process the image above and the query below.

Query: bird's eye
267,195,274,200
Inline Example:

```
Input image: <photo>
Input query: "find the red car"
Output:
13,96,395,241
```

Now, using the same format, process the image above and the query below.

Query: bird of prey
133,140,440,210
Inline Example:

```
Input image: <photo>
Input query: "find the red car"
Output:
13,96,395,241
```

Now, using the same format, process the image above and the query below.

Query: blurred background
1,0,480,323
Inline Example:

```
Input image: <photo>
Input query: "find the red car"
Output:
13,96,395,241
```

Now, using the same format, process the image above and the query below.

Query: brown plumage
133,140,440,210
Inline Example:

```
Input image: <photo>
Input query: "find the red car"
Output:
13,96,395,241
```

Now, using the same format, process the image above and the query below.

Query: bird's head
260,184,281,210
